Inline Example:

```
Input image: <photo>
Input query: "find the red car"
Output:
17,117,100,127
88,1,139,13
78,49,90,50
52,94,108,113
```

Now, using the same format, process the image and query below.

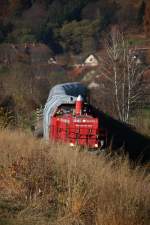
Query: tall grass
0,130,150,225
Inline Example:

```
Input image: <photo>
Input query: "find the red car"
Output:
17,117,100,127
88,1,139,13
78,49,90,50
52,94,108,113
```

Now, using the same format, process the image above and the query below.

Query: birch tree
99,29,145,122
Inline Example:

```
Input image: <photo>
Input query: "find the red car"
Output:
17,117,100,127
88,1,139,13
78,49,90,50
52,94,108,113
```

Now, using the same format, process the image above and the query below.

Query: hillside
0,0,147,54
0,0,149,129
0,129,150,225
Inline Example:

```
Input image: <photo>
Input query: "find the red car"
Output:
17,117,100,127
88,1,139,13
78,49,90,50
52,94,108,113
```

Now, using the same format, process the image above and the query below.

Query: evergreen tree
60,19,100,54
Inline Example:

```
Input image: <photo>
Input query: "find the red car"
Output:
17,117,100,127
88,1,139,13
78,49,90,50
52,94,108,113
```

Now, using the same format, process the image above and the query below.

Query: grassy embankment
0,129,150,225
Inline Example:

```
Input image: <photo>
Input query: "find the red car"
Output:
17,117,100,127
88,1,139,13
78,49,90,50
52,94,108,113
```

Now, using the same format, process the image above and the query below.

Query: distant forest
0,0,148,54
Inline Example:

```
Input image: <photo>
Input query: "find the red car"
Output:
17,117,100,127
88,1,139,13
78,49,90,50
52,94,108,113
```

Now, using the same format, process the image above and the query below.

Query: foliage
7,28,36,43
99,0,119,29
60,19,100,54
128,37,146,46
0,1,148,130
47,0,91,25
0,0,145,53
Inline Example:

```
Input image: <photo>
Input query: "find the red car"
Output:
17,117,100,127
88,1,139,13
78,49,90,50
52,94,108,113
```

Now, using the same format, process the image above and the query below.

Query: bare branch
98,29,146,122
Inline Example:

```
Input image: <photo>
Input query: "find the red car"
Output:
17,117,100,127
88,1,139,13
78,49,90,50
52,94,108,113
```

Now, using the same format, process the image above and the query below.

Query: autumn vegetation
0,0,147,53
0,1,149,126
0,129,150,225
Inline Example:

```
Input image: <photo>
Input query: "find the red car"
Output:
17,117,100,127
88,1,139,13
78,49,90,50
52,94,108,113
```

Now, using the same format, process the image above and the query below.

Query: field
0,129,150,225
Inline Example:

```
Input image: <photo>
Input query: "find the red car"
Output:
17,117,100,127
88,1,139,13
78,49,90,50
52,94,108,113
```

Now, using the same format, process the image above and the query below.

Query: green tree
60,19,100,54
47,0,92,25
7,27,36,43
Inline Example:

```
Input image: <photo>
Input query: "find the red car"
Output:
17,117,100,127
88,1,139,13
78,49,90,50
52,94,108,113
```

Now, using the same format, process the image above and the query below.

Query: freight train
43,82,106,150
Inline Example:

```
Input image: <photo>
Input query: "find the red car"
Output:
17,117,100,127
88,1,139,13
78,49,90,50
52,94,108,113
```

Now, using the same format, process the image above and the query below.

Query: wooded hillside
0,0,147,54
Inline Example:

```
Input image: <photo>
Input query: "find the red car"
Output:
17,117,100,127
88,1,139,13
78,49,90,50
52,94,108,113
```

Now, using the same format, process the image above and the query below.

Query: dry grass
0,129,150,225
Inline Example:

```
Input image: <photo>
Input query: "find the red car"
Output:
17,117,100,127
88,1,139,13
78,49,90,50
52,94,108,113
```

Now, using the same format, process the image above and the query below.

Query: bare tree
99,29,145,122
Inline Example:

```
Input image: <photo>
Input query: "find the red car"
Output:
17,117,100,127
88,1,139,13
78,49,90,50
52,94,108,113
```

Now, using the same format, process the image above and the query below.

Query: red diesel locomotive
43,83,105,150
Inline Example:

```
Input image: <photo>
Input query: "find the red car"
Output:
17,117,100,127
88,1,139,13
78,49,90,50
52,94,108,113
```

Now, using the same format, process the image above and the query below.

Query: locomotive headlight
94,144,98,148
70,143,75,147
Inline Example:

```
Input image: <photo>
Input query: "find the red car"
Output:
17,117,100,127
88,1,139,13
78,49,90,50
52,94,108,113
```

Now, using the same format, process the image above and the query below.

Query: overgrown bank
0,130,150,225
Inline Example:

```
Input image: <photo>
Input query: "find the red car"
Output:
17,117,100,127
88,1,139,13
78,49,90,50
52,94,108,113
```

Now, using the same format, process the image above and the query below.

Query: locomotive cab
43,82,106,151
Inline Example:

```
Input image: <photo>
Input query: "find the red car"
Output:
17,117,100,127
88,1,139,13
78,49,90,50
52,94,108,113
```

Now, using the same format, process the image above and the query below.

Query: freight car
43,82,106,150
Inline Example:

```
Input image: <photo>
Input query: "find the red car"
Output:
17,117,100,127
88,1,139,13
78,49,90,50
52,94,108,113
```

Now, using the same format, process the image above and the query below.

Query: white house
88,81,100,89
48,57,57,64
84,54,99,67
